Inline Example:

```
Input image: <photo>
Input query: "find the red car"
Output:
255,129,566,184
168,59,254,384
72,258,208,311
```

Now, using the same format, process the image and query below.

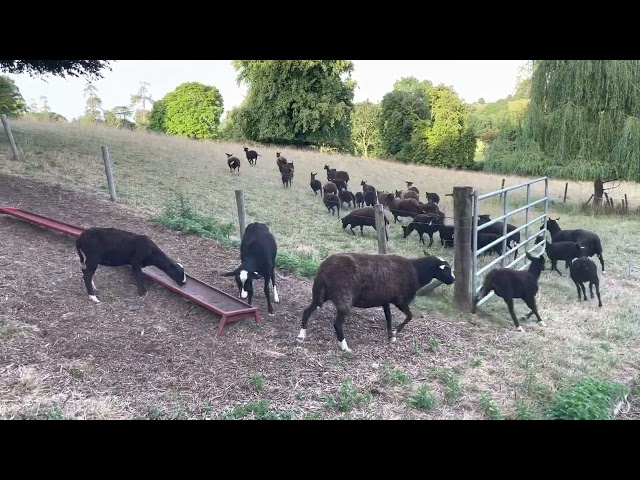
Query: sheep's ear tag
439,265,446,270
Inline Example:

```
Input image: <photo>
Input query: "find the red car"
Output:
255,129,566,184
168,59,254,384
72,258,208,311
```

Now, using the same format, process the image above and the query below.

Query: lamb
354,191,365,208
405,181,419,197
401,212,444,247
221,222,279,315
425,192,440,204
476,232,504,256
540,217,605,273
569,257,602,307
323,192,341,217
297,252,455,353
281,165,293,188
439,225,454,248
544,241,586,275
364,189,377,206
323,182,338,196
226,153,240,175
477,214,520,260
361,180,376,192
324,164,350,185
75,227,186,304
338,188,356,208
474,252,546,332
341,206,389,240
243,146,260,166
310,172,322,196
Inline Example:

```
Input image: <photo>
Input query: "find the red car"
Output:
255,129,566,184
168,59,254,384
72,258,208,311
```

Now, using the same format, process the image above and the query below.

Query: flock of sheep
70,145,608,356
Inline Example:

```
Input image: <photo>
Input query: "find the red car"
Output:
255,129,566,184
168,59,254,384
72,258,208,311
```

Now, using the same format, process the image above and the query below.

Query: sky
5,60,530,121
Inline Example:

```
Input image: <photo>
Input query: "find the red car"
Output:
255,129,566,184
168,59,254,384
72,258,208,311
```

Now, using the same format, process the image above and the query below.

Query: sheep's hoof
391,329,397,337
538,321,547,327
89,295,100,304
390,336,397,343
516,326,525,333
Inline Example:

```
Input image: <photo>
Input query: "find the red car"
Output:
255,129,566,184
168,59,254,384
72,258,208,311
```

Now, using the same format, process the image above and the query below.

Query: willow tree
524,60,640,206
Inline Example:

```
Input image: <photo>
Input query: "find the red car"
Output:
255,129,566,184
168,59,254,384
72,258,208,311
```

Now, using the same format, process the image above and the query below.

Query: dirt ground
1,172,637,419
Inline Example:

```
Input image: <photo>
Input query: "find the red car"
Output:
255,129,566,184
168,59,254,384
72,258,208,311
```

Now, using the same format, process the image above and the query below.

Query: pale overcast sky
5,60,530,121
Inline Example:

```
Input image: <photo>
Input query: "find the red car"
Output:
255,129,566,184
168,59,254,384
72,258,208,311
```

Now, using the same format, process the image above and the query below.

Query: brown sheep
297,252,456,353
276,152,288,170
405,181,420,197
281,165,293,188
323,192,341,217
310,172,322,196
324,164,350,185
361,180,376,192
226,153,240,175
323,182,338,196
354,191,365,208
341,206,389,240
338,188,356,208
384,196,422,223
403,190,419,201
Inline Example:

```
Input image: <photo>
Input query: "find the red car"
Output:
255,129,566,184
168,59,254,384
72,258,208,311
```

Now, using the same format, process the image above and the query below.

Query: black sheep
354,191,365,208
474,252,546,332
310,172,322,196
226,153,240,175
545,241,586,275
323,192,341,217
221,222,279,315
334,179,348,191
341,207,389,240
425,192,440,204
297,252,455,353
439,225,454,248
569,257,602,307
363,189,377,206
281,165,293,188
75,227,186,303
401,212,444,247
475,232,504,256
477,214,520,260
338,188,356,208
540,218,605,273
243,146,260,166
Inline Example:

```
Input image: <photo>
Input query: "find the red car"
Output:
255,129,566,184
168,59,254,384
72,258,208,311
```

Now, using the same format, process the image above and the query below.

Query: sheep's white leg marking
516,326,525,333
78,248,87,269
538,321,547,327
89,295,100,304
239,270,248,299
297,328,306,341
91,280,97,290
338,339,352,354
273,286,280,303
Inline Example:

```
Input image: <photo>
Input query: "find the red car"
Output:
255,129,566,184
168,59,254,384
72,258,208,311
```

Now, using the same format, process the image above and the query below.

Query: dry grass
1,118,639,420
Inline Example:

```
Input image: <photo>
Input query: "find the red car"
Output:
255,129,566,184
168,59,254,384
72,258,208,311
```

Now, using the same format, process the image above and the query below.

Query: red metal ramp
0,206,261,335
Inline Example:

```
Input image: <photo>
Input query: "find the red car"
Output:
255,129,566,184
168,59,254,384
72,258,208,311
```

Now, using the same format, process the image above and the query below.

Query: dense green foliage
230,60,356,149
0,76,26,116
484,60,640,184
0,60,112,79
162,82,224,140
148,99,167,133
546,377,628,420
351,101,382,157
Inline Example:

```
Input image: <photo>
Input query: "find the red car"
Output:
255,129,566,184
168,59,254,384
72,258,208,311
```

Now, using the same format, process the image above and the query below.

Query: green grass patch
545,377,628,420
219,400,293,420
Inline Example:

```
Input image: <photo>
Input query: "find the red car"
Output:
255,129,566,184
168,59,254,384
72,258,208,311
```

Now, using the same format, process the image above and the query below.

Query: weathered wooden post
1,114,21,161
100,146,117,202
235,189,247,239
563,182,569,203
453,186,473,311
374,203,388,254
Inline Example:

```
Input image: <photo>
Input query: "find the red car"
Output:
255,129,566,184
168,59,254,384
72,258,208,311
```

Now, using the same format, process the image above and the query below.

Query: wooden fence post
1,114,21,161
374,203,388,254
498,179,505,201
235,189,247,239
453,186,473,311
563,182,568,203
100,146,117,202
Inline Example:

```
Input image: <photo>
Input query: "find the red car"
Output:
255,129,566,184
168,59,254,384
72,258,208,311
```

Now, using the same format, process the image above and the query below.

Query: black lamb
243,146,260,166
310,172,322,196
341,207,389,240
569,257,602,307
475,252,546,332
323,192,341,217
297,252,455,353
540,217,605,273
75,227,186,303
401,213,444,247
544,241,586,275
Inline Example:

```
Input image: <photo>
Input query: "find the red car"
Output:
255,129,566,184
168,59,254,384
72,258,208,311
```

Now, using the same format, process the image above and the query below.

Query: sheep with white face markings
569,257,603,307
474,252,546,332
297,252,455,353
544,241,586,275
75,227,186,304
221,222,279,316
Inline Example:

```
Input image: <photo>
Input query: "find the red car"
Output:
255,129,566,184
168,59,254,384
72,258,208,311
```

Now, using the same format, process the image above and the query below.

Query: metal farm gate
471,177,550,311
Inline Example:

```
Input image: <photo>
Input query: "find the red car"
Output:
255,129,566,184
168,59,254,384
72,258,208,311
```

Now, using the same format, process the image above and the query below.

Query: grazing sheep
405,181,419,197
323,182,338,196
361,180,376,192
477,214,520,260
297,252,455,353
354,191,365,208
545,241,586,275
540,217,605,273
569,257,602,307
425,192,440,204
243,146,260,166
476,232,504,256
324,164,350,185
384,196,422,223
364,189,377,206
401,213,444,247
221,222,279,315
341,206,389,240
226,153,240,175
310,172,322,196
281,165,293,188
475,252,546,332
75,227,186,304
338,188,356,208
323,192,341,217
439,225,454,248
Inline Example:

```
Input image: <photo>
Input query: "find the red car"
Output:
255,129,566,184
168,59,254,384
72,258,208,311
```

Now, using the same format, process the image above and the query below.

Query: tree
478,97,486,104
82,81,103,122
378,89,431,161
162,82,224,140
487,60,640,208
232,60,356,148
148,99,167,133
393,76,432,96
0,60,112,79
351,100,381,157
130,81,153,129
0,75,27,116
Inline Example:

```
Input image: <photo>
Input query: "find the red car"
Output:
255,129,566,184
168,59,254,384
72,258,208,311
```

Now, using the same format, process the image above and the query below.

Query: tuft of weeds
219,401,293,420
406,385,437,411
249,373,266,392
431,367,461,404
380,362,411,386
325,378,371,413
0,317,21,340
545,377,629,420
479,392,503,420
